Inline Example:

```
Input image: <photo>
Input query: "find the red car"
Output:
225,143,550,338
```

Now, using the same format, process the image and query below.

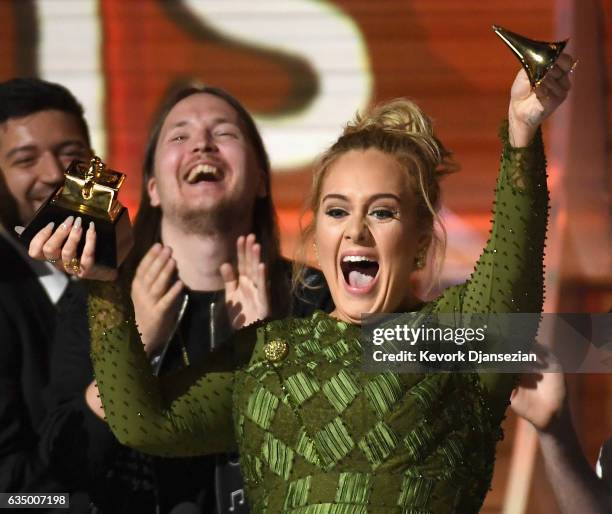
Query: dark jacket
0,233,90,512
41,259,332,513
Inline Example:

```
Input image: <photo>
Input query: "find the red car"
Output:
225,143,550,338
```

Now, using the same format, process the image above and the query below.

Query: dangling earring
313,242,319,265
414,247,427,270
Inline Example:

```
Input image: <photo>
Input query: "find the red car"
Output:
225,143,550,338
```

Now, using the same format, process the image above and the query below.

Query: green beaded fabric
89,126,547,514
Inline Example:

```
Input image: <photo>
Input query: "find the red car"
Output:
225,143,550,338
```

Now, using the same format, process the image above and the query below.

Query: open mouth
340,255,380,291
185,163,223,184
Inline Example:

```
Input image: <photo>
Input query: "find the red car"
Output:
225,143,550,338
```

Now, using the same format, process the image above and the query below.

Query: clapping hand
131,243,184,354
220,234,269,330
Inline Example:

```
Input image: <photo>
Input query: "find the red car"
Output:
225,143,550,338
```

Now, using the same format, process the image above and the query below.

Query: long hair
121,86,290,317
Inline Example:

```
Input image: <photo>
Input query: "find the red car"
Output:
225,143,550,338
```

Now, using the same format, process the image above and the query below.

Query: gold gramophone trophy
20,156,133,268
493,25,567,87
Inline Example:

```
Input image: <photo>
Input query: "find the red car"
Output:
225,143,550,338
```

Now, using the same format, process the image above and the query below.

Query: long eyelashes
370,208,399,220
325,208,347,218
324,208,399,221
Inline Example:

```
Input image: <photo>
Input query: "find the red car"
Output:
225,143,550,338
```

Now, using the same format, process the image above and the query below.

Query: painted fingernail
14,226,24,235
46,222,55,231
73,216,82,230
89,221,95,232
61,216,74,230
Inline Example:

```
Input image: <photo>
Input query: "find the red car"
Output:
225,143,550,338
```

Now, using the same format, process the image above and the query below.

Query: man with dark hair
0,77,91,507
0,77,91,230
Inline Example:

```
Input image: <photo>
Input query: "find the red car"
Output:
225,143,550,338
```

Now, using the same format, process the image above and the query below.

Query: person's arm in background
38,282,118,488
0,302,64,493
511,372,612,514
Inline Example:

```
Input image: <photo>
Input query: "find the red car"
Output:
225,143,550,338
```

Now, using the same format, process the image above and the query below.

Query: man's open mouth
185,163,222,184
340,255,380,290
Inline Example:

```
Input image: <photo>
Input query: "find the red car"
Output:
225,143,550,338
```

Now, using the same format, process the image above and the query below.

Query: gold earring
415,248,426,270
313,242,319,263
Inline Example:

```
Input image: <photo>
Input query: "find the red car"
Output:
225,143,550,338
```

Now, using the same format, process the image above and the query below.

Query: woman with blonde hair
32,54,573,513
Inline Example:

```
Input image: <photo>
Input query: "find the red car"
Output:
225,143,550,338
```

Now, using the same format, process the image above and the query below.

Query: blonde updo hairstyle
293,98,457,295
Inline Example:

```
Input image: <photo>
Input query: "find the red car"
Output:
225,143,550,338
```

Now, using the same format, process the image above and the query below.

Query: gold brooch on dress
264,339,288,363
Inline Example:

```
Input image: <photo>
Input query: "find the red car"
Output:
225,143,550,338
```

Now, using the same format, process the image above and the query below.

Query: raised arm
438,55,573,315
434,56,574,414
457,118,548,313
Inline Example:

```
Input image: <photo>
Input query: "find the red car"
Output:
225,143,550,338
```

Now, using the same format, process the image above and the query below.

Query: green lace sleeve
88,281,258,457
434,121,548,417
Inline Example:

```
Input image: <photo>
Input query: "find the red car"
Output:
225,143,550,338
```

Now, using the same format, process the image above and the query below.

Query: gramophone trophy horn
493,25,567,87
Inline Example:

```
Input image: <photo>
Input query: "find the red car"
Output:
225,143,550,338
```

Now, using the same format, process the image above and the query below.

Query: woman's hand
508,52,575,147
131,243,184,355
220,234,269,330
28,216,117,281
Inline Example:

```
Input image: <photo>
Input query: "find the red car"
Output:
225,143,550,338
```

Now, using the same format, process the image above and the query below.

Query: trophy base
20,197,133,269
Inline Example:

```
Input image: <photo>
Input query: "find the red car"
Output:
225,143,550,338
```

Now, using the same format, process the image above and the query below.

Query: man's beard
166,199,238,235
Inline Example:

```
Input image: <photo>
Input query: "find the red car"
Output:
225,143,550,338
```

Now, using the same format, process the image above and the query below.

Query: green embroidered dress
89,129,547,514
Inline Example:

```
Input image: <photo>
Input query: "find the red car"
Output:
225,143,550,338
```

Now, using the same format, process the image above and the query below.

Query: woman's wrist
508,108,538,147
